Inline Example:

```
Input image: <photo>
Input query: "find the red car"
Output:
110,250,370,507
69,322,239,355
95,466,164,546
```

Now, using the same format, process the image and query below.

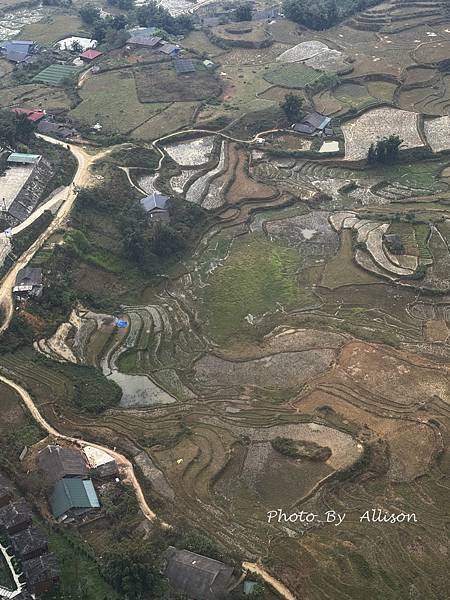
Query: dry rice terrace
3,125,448,600
1,2,450,599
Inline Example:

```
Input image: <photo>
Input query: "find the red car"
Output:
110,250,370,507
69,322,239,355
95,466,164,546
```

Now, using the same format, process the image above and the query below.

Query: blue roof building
50,478,100,520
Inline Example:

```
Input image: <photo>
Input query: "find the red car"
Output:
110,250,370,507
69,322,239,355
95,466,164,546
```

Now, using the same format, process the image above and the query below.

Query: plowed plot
216,422,361,507
226,148,276,202
414,40,450,64
403,67,437,85
193,349,335,389
338,341,449,407
297,389,439,482
265,211,339,267
424,116,450,152
341,107,423,161
135,63,221,102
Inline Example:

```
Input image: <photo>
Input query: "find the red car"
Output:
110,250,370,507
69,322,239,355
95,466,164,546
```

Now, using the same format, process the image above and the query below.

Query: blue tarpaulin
115,319,128,328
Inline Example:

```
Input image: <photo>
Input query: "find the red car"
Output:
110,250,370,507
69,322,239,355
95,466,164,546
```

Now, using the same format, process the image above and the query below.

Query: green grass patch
201,234,305,341
413,223,432,261
263,63,324,89
48,529,119,600
369,161,446,191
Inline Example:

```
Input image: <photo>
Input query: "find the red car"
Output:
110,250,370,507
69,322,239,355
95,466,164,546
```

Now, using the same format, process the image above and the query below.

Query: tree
102,541,168,599
0,110,36,148
234,3,252,21
283,0,339,30
70,40,83,54
79,3,101,25
367,135,403,164
280,93,304,122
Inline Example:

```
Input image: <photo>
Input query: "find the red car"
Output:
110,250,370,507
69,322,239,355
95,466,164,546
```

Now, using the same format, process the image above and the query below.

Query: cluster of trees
79,4,131,47
42,0,72,5
120,196,207,275
106,0,134,9
283,0,383,30
234,3,252,21
0,109,36,148
280,92,304,121
367,135,403,164
136,1,194,35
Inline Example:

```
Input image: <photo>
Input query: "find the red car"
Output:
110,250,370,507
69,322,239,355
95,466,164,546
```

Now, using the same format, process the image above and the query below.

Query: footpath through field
0,133,300,600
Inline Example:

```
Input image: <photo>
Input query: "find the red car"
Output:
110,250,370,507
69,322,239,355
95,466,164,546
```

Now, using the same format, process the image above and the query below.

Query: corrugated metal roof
50,478,99,518
140,193,169,212
7,153,41,164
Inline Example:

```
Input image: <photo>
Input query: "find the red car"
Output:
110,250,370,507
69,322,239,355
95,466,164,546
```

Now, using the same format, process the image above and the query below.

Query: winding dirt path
243,563,298,600
0,136,111,335
0,373,165,525
0,132,298,600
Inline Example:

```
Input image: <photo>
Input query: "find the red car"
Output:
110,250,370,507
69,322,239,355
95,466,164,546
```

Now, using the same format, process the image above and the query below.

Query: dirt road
0,134,297,600
0,373,165,525
0,136,103,335
243,563,298,600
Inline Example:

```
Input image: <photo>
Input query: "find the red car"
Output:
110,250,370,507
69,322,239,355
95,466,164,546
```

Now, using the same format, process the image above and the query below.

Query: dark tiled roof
293,123,316,135
175,59,195,74
15,266,42,287
302,112,331,130
158,43,179,55
140,193,169,212
38,445,87,482
128,35,162,47
37,120,76,138
0,498,32,532
22,553,59,587
10,526,48,559
162,547,235,600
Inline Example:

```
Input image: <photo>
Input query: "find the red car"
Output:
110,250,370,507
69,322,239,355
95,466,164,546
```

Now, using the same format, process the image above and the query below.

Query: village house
50,478,100,521
11,526,49,561
158,42,180,57
1,152,52,226
79,48,103,63
140,192,170,222
37,119,78,140
0,498,33,535
13,267,43,300
38,445,88,483
128,34,163,49
0,473,15,507
0,40,36,63
161,547,238,600
22,553,60,595
11,107,46,123
292,112,333,136
83,446,118,478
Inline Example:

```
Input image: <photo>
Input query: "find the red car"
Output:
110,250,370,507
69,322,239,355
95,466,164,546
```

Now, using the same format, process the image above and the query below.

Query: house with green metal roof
50,478,100,521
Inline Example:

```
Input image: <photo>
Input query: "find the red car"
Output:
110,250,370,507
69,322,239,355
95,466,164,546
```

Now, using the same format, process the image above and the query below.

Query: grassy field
263,62,324,88
20,12,85,45
0,83,71,111
70,70,168,134
134,62,221,103
369,160,447,191
201,233,305,341
183,31,225,57
48,530,119,600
